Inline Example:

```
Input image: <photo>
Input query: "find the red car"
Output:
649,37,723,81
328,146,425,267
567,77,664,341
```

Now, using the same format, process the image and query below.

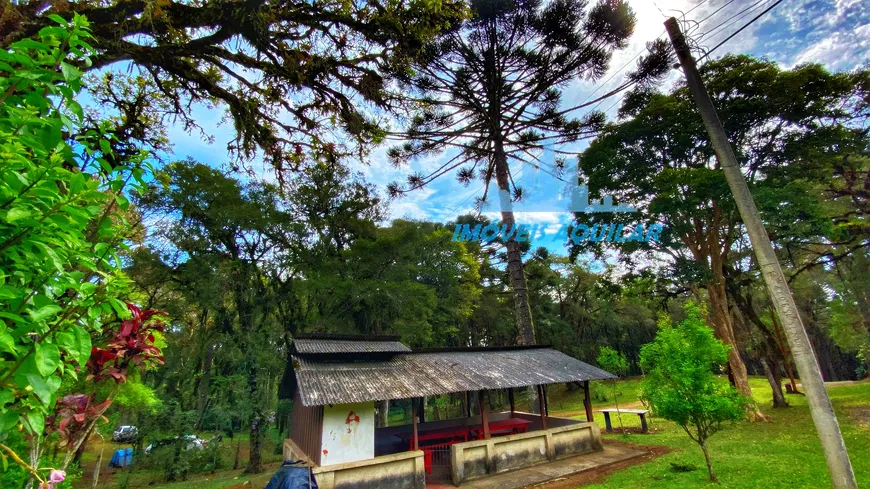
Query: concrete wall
312,451,426,489
321,402,375,466
450,420,603,485
284,439,426,489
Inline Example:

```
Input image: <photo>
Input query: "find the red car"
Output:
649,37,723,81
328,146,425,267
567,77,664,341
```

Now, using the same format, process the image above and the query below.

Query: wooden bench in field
598,408,649,433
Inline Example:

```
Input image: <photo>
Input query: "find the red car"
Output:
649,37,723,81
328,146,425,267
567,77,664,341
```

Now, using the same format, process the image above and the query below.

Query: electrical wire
698,0,784,60
566,29,667,117
697,0,767,41
695,0,738,26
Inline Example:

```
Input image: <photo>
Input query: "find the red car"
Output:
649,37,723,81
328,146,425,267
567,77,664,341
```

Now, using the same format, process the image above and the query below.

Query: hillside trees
132,159,484,469
389,0,671,345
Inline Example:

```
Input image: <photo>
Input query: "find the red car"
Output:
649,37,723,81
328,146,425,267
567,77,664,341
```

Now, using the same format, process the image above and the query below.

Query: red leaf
119,320,134,338
126,302,142,322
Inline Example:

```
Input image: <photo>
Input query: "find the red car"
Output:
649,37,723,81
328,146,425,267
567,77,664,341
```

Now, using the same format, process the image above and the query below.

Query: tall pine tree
388,0,670,344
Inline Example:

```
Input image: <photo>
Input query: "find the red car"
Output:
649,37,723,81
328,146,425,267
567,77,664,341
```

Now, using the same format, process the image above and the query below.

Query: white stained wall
320,401,375,466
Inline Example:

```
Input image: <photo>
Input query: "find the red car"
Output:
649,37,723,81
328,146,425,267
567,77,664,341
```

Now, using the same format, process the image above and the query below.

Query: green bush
640,303,746,482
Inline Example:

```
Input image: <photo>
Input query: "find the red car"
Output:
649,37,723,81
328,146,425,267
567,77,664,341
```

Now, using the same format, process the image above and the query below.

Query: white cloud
791,23,870,69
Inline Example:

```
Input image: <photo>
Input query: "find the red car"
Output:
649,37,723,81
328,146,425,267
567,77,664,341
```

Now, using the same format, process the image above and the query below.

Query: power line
698,0,767,41
699,0,784,60
695,0,738,26
683,0,712,17
564,29,667,117
443,183,486,218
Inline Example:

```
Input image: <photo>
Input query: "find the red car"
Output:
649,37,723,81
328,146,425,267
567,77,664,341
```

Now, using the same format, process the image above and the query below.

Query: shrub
640,303,746,482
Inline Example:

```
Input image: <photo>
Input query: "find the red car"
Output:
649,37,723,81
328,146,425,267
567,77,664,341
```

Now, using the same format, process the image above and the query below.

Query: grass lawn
554,377,870,489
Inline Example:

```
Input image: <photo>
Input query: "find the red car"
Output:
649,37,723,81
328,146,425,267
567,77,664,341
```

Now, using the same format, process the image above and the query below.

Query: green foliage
0,13,150,442
114,381,162,414
597,347,629,376
640,303,745,481
4,0,468,175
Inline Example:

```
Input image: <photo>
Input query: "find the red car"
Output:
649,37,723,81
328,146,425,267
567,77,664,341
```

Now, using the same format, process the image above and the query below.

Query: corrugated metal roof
292,337,411,354
292,348,615,406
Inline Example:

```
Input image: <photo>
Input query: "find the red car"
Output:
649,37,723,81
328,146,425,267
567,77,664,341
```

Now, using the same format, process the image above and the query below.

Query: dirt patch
601,426,665,435
550,401,646,419
847,407,870,429
523,440,671,489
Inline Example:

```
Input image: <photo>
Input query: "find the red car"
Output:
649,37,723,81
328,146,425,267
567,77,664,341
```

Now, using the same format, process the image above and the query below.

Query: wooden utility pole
665,17,858,489
411,399,419,451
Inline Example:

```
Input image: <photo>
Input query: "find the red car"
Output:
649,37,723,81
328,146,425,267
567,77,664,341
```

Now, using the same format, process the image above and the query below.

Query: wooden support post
465,391,473,418
583,380,593,423
478,391,490,439
537,385,548,430
416,396,425,424
542,385,549,416
508,388,516,415
411,399,419,451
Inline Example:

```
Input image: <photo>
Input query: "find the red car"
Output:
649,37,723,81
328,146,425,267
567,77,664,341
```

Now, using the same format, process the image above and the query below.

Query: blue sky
152,0,869,255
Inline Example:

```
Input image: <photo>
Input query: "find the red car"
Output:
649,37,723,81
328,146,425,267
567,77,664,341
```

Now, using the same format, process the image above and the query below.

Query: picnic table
599,408,649,433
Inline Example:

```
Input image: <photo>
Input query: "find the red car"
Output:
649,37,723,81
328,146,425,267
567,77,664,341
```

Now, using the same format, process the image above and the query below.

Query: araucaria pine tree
389,0,670,344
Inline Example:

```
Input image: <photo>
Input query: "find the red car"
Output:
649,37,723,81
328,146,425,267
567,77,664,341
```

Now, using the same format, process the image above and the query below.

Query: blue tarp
264,461,318,489
108,448,133,468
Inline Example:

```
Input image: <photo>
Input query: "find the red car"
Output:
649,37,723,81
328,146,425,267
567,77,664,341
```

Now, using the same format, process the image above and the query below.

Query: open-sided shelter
281,334,615,489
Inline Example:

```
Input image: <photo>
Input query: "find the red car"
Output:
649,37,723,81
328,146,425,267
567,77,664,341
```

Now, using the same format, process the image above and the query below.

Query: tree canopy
1,0,467,174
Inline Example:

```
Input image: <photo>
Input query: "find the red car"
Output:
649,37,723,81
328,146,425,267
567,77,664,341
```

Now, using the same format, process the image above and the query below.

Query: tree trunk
493,141,535,346
770,308,799,393
699,440,717,483
233,262,263,475
376,400,389,428
245,361,263,474
195,341,215,430
728,291,788,408
762,355,788,408
247,414,262,474
707,279,764,420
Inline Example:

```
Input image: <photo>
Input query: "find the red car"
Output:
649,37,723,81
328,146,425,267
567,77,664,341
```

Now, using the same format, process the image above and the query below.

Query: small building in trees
281,334,614,488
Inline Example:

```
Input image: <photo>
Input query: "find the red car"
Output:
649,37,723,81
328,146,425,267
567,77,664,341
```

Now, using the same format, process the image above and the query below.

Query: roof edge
294,333,403,342
410,344,552,354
